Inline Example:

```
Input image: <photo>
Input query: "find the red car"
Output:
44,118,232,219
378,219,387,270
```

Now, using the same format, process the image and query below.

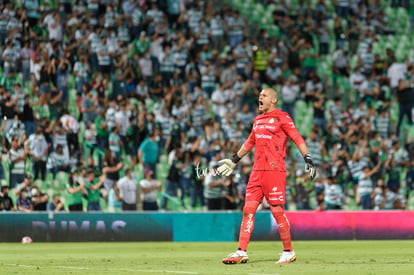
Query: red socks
270,205,292,251
238,201,260,251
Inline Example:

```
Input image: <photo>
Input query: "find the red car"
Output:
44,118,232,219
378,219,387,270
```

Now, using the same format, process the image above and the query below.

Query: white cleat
222,250,249,264
276,250,296,264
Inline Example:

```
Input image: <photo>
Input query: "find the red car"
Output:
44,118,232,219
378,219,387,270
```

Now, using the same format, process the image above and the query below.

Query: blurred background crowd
0,0,413,213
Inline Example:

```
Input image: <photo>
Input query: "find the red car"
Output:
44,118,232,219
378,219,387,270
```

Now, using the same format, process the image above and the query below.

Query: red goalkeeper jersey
243,109,305,172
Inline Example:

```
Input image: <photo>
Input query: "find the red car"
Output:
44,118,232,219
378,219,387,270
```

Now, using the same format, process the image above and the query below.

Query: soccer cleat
222,250,249,264
276,250,296,264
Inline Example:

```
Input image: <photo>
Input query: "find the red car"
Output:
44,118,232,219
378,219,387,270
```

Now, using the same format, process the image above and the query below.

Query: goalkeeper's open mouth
258,100,264,110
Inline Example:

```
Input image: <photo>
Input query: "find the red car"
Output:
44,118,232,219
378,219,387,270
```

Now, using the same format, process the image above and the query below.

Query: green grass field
1,241,413,275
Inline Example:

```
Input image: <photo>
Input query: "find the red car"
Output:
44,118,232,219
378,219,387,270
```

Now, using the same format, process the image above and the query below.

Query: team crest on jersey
269,118,275,124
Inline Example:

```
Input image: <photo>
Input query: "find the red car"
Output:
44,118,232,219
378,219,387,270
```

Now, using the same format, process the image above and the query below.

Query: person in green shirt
67,171,85,212
94,109,109,169
84,169,106,211
133,31,150,56
299,41,319,78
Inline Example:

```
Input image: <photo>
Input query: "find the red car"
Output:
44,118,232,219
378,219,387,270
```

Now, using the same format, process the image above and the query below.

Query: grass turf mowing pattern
1,241,413,275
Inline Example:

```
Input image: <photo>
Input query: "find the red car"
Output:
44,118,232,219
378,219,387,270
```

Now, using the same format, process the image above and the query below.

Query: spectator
30,185,49,211
395,78,414,136
204,163,225,210
26,126,48,181
140,168,161,211
60,110,80,156
102,150,123,195
138,129,160,176
333,47,350,77
107,185,123,213
324,176,346,210
356,161,382,210
292,170,313,210
210,12,225,52
81,89,97,125
306,129,326,168
47,194,65,212
222,177,238,210
312,91,327,134
161,146,183,210
281,76,300,118
0,186,15,211
73,53,91,94
225,10,244,48
387,57,407,92
66,171,85,212
374,184,406,210
16,188,33,212
108,125,122,161
8,135,28,189
189,151,205,209
21,95,36,138
95,108,110,153
299,40,319,78
84,170,105,212
49,144,70,178
115,168,138,211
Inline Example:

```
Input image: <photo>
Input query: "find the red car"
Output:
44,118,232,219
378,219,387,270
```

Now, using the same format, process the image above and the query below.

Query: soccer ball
21,236,33,244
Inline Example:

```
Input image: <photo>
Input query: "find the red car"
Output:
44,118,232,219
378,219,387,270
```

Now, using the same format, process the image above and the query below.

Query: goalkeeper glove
303,153,316,180
217,154,241,176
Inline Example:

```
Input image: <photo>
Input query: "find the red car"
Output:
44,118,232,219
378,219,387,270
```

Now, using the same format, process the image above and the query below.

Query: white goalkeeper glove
217,154,241,176
303,153,316,180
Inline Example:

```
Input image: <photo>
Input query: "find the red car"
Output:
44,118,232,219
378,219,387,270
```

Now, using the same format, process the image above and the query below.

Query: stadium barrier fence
0,211,413,242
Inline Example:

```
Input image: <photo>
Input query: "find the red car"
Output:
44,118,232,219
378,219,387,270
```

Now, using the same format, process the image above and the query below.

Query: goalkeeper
219,88,316,265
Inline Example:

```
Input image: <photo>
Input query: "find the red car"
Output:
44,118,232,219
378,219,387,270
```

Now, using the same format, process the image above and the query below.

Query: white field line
6,264,199,274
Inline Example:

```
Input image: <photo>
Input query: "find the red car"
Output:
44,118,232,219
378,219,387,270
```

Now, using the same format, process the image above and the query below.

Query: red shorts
245,170,286,204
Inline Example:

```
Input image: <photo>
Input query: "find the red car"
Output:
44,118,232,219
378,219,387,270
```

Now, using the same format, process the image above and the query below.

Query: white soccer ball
21,236,33,244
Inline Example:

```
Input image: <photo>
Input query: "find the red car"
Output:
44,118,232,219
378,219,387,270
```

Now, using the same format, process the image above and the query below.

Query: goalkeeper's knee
242,201,260,216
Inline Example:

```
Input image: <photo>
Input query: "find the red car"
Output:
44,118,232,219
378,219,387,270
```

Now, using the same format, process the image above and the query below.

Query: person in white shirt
349,66,366,96
26,126,48,181
324,176,346,210
48,144,70,179
60,111,80,156
387,58,407,91
116,169,138,211
281,76,300,118
46,13,63,42
8,135,27,189
140,168,162,211
211,84,228,121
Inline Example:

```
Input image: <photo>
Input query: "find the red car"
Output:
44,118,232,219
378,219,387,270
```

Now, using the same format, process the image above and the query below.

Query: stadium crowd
0,0,413,213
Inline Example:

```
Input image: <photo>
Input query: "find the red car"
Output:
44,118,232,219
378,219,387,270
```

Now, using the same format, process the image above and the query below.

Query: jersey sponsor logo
268,195,285,201
255,134,272,139
257,125,276,130
269,194,285,202
269,186,283,195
